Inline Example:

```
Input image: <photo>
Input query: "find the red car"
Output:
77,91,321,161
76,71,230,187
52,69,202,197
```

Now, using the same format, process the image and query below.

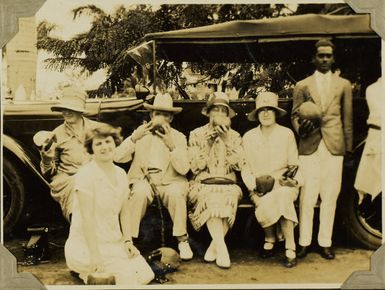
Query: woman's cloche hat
247,91,287,121
51,85,87,113
143,93,183,114
201,92,236,118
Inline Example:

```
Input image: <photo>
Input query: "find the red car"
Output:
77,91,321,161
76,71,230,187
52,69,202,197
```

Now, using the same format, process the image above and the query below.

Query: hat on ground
201,92,236,118
247,91,286,121
143,93,182,114
51,85,87,113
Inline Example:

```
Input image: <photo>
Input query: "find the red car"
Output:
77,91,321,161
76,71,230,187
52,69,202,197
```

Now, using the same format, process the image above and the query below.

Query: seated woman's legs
279,217,297,267
206,217,230,268
260,225,276,258
205,219,230,262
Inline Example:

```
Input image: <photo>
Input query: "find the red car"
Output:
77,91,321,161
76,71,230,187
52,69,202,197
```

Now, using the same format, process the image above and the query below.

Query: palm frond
72,5,107,20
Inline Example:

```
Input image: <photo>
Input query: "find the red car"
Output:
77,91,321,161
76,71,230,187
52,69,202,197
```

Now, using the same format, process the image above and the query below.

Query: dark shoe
297,246,308,259
260,242,275,259
320,247,335,260
283,256,297,268
260,248,274,259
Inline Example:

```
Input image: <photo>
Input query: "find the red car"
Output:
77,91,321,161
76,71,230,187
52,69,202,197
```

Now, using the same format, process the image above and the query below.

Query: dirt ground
4,233,373,287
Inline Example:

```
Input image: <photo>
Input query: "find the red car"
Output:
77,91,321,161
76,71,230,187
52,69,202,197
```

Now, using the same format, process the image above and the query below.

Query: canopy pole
152,40,156,94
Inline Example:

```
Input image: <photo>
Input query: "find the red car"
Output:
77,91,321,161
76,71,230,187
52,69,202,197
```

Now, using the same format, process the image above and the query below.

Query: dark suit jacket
291,72,353,156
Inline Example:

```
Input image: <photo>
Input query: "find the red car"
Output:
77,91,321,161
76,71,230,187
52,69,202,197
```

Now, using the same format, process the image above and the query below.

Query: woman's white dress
242,124,303,228
64,160,154,285
354,78,382,200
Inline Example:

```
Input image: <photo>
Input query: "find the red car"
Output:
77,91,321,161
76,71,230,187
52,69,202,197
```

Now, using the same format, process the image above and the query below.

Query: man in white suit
114,93,193,260
291,39,353,259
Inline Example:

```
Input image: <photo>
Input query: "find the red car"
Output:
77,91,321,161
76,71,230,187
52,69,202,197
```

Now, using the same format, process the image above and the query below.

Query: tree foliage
37,3,355,98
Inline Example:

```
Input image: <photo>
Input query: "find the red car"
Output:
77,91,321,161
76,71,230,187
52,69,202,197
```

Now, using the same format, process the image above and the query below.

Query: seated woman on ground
64,123,154,285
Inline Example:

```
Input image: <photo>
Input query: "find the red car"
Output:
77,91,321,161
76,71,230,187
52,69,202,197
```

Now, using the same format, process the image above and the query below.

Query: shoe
216,242,231,269
283,249,297,268
320,247,335,260
260,242,274,259
297,246,308,259
283,256,297,268
204,242,216,262
178,241,193,260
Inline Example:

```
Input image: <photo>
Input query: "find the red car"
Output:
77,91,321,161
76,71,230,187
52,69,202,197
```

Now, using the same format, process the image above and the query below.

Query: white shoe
178,241,193,260
215,242,230,269
204,242,216,262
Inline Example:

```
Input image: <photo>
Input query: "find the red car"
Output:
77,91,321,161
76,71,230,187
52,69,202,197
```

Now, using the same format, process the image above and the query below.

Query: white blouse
241,124,303,191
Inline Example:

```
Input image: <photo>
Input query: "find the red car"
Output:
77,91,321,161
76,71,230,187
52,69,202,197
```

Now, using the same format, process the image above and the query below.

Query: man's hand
124,240,140,258
155,123,175,151
41,141,57,159
278,176,298,188
131,121,153,143
298,119,318,138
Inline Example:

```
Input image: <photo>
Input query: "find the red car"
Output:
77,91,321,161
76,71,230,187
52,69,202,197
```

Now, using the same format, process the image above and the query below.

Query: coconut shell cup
150,124,166,134
212,115,231,129
255,175,275,196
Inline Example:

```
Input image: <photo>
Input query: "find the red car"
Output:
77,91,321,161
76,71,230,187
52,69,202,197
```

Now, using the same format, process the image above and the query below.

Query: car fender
3,134,50,188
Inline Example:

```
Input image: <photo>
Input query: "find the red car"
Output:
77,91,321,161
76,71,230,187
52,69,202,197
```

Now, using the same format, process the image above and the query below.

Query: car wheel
340,188,382,250
3,156,25,235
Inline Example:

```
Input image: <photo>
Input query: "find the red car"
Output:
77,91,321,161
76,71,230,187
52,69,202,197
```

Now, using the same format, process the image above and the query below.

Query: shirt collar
64,116,86,141
314,70,332,80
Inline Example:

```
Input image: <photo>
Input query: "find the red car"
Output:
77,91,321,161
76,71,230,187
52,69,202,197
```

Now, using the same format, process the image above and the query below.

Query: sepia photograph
1,0,383,288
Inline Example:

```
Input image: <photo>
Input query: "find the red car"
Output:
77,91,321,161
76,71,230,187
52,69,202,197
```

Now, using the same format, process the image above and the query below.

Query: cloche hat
201,92,236,118
247,91,286,121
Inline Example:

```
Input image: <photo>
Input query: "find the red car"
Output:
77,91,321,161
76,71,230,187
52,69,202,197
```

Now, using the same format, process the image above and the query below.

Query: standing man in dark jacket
291,39,353,260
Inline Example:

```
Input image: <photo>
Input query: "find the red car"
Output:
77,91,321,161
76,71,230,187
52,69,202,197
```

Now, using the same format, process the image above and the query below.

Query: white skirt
354,128,382,199
254,186,299,228
188,182,242,231
65,237,154,285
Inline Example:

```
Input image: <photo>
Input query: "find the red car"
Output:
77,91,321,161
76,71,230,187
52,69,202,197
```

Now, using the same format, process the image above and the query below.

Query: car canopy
143,14,378,63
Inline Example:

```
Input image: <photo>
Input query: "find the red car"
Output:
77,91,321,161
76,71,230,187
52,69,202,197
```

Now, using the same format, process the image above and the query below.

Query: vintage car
3,14,381,250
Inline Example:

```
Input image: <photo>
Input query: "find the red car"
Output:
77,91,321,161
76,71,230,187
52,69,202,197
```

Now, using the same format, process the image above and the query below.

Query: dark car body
2,14,381,249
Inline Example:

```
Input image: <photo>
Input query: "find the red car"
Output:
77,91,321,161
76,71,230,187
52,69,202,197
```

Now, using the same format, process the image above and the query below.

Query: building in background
2,16,37,101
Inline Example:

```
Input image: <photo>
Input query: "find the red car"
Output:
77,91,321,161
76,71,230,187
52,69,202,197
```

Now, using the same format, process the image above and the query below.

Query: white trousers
299,140,343,247
128,179,189,238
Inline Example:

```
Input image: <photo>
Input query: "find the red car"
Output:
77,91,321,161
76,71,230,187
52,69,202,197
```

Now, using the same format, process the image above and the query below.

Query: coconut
298,101,322,120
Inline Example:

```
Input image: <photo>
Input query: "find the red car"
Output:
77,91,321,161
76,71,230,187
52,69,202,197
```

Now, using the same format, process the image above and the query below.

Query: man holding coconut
291,39,353,260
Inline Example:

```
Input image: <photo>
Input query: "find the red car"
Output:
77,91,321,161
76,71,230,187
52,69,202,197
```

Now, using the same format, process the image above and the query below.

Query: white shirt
314,70,332,110
148,134,170,172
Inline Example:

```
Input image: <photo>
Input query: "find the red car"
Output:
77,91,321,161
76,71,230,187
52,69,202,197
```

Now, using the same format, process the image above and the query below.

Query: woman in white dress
354,77,382,204
242,92,303,268
64,123,154,285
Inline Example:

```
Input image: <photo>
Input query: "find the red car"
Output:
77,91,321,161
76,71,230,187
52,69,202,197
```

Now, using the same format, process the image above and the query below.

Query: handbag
282,165,299,179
